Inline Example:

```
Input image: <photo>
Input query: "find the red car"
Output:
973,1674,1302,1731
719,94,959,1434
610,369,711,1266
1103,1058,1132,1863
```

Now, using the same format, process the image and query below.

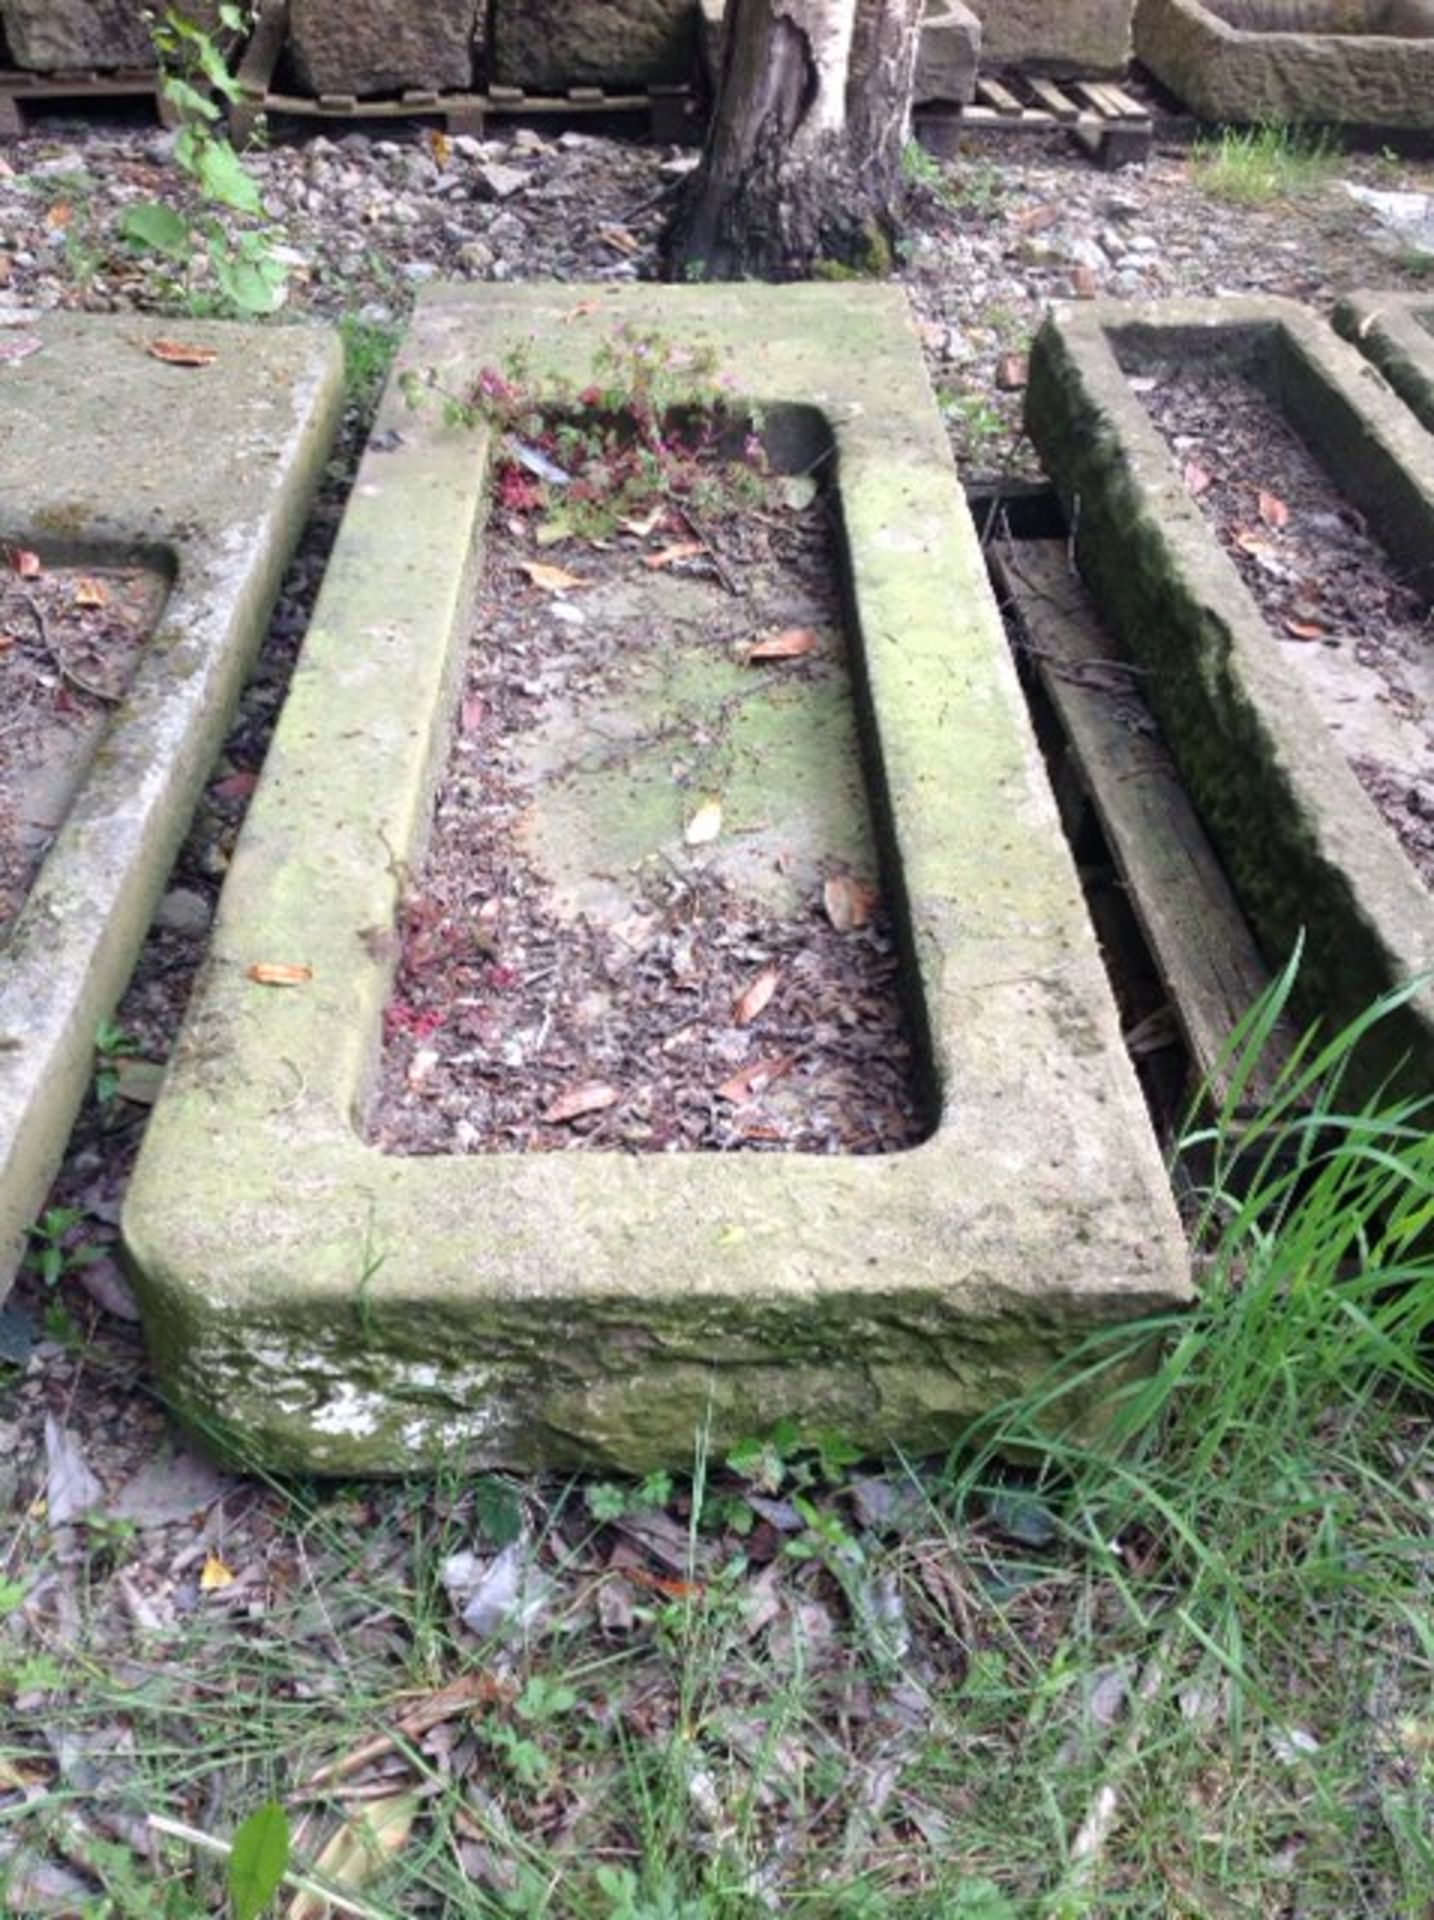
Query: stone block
1135,0,1434,128
1025,296,1434,1096
968,0,1133,75
491,0,695,88
0,314,342,1301
121,282,1188,1477
0,0,218,71
916,0,981,103
1335,288,1434,434
287,0,480,98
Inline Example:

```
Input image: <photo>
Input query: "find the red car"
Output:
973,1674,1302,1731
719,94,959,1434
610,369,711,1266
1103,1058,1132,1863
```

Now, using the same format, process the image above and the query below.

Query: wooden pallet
989,535,1295,1116
230,0,696,145
0,64,177,139
917,71,1152,170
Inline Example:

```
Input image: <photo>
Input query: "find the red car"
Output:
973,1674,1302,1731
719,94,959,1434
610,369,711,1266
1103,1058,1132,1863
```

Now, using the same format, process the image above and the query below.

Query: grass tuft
1190,124,1342,207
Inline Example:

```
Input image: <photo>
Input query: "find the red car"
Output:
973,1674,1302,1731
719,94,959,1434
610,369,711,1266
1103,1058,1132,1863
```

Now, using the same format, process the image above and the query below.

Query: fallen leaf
1232,527,1271,557
823,874,875,932
211,769,259,801
732,964,780,1027
620,504,666,538
427,129,451,169
717,1056,795,1103
199,1550,235,1592
246,963,313,987
0,334,42,365
148,338,218,367
460,694,484,734
1071,262,1099,299
44,1415,103,1525
1182,461,1213,497
684,798,723,847
545,1080,620,1124
73,577,109,608
5,545,40,578
745,626,818,663
597,226,639,256
643,540,706,570
518,559,586,593
287,1794,419,1920
1258,489,1289,530
627,1567,704,1601
1283,618,1326,641
562,298,602,323
303,1672,511,1789
114,1058,165,1105
45,201,72,230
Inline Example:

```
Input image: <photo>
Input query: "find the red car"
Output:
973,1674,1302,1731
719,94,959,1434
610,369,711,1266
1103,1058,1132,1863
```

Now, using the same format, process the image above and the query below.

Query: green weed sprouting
399,324,774,541
119,5,288,315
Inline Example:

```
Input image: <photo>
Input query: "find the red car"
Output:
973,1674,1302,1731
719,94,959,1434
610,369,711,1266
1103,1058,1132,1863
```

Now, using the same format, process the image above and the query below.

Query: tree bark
663,0,922,282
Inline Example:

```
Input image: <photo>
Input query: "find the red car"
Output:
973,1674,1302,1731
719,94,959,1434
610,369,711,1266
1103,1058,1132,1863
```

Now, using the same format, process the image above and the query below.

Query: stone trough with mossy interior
1025,295,1434,1101
0,314,341,1303
122,283,1188,1476
1134,0,1434,128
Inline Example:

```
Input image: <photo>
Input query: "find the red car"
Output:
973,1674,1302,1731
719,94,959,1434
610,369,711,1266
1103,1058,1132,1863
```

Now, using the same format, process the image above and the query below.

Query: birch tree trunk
663,0,923,281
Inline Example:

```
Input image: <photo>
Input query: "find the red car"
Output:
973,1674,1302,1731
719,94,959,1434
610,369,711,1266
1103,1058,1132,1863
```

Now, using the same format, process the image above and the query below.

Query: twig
146,1812,395,1920
674,503,742,595
19,590,121,705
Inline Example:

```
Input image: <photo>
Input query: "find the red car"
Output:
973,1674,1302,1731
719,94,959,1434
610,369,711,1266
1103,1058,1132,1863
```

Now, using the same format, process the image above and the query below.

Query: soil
1137,365,1434,887
371,456,926,1158
0,558,167,940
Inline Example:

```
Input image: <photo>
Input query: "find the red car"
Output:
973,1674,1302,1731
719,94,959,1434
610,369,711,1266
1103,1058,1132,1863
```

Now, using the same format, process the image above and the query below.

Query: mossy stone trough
123,284,1188,1476
1025,295,1434,1099
0,315,341,1301
1335,288,1434,437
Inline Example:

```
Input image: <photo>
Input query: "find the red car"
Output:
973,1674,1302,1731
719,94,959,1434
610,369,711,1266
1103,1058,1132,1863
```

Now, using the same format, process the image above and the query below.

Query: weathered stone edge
0,318,344,1296
1134,0,1434,128
1025,293,1434,1095
124,283,1189,1475
1334,289,1434,440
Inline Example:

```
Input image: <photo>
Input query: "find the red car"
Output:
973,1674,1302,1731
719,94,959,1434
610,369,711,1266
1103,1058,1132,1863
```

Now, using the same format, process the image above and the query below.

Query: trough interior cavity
367,402,933,1158
1203,0,1434,35
0,542,173,948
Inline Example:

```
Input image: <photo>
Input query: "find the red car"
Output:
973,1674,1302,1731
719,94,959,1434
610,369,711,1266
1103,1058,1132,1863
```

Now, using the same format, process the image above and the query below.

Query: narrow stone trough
1335,288,1434,435
0,315,341,1299
1135,0,1434,128
1026,295,1434,1098
123,284,1188,1475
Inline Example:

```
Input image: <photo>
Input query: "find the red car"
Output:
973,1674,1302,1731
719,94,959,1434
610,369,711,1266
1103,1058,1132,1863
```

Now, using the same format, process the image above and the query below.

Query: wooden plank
1103,81,1148,120
975,74,1023,115
1073,80,1122,118
567,86,604,103
1028,76,1080,121
992,538,1293,1112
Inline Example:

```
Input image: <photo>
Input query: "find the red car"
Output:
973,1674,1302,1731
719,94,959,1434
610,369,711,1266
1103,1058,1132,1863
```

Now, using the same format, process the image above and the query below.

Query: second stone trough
123,283,1189,1475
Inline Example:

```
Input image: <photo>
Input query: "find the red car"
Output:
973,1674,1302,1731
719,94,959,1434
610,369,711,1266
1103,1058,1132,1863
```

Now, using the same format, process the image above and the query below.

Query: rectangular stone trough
1025,295,1434,1097
1134,0,1434,128
1335,288,1434,436
0,314,341,1299
122,283,1188,1477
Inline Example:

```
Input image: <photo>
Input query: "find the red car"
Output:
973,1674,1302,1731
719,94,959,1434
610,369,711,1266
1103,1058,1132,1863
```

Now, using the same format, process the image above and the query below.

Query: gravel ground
1,103,1432,1913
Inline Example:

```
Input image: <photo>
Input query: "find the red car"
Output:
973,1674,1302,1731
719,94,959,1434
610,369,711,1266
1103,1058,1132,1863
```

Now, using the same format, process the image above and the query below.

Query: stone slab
122,282,1188,1478
0,314,342,1300
287,0,480,98
1135,0,1434,128
491,0,694,88
1334,287,1434,435
1025,295,1434,1097
970,0,1132,74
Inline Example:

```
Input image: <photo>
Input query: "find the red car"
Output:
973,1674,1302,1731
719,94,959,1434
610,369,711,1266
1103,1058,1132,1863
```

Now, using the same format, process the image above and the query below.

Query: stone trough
0,314,341,1300
122,283,1188,1477
1025,295,1434,1098
1335,287,1434,435
1134,0,1434,128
